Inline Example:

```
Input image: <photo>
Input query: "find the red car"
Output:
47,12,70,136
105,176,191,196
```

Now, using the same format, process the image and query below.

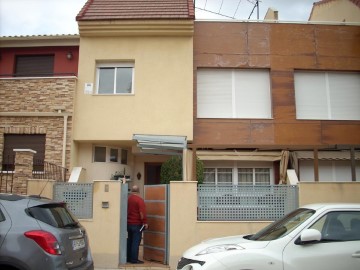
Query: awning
133,134,187,155
294,151,360,160
197,150,282,161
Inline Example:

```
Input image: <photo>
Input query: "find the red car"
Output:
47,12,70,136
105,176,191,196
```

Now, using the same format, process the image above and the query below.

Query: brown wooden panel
194,23,248,55
195,120,251,145
248,23,270,55
144,186,166,200
270,24,316,56
315,25,360,58
275,123,321,145
146,202,165,216
144,232,165,249
250,123,274,144
273,106,296,122
147,217,165,232
143,247,164,263
322,124,360,145
143,185,168,264
194,22,360,149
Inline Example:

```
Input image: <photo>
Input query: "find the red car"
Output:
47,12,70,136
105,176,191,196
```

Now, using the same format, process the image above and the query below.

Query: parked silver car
0,193,94,270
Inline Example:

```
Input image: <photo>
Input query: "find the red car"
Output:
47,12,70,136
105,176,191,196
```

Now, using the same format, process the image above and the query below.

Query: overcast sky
0,0,316,37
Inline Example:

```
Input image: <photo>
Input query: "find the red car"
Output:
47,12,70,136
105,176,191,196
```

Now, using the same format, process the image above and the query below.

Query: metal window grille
53,183,93,219
198,185,299,221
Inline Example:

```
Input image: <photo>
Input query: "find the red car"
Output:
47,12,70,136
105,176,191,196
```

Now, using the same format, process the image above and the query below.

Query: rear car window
26,203,79,228
0,209,5,222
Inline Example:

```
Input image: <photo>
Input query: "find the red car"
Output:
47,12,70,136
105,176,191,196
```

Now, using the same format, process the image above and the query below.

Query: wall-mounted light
137,172,141,180
66,51,73,60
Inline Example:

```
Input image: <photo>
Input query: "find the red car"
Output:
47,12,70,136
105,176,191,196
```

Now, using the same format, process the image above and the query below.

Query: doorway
144,162,162,185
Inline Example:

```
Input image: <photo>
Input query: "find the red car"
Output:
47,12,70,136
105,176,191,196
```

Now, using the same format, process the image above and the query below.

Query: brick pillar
13,149,36,195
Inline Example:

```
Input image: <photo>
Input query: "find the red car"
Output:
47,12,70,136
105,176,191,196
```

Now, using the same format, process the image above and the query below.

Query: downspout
62,114,68,169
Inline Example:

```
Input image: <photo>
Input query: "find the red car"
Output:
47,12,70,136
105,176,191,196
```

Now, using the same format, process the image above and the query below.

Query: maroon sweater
127,193,147,225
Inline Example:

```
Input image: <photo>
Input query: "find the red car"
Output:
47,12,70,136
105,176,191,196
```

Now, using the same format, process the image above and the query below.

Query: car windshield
248,208,315,241
27,203,79,229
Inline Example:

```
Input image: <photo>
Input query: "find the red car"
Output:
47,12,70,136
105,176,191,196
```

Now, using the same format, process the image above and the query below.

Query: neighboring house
309,0,360,22
193,21,360,184
0,35,79,185
72,0,194,184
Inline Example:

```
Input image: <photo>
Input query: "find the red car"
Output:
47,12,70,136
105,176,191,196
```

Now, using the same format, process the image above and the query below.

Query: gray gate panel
198,185,299,221
53,183,93,219
119,183,128,265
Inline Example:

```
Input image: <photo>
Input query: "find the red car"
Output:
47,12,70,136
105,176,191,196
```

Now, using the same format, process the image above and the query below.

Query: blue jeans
127,224,142,263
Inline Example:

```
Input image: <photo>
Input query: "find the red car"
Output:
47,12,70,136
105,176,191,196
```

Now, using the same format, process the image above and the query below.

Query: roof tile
76,0,195,21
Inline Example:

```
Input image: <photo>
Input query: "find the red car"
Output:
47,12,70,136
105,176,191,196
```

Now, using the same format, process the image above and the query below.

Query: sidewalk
95,261,170,270
95,258,170,270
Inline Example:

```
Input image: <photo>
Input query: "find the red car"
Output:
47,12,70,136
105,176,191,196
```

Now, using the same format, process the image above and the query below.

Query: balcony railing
1,156,68,182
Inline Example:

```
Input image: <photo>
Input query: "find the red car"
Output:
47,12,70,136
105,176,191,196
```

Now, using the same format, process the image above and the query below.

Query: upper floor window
15,55,54,77
197,68,272,119
295,71,360,120
93,146,128,164
96,63,134,94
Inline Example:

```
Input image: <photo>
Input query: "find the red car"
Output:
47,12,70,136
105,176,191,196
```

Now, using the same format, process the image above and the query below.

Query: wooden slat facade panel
194,22,360,147
143,247,164,262
143,185,168,264
144,185,166,200
147,217,165,232
144,232,165,249
146,202,165,216
322,124,360,145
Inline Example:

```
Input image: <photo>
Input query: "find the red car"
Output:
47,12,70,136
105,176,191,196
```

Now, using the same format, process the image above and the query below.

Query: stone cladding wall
0,78,76,175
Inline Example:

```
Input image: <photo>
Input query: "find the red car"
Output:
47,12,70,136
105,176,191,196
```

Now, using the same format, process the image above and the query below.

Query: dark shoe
131,260,144,264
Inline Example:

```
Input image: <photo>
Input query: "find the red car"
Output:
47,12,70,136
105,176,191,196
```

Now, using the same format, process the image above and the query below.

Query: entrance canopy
133,134,187,155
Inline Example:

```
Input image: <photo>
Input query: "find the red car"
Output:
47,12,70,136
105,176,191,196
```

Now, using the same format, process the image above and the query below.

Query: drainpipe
62,115,68,169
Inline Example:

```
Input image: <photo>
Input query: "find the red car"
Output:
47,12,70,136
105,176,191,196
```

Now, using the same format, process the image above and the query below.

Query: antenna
195,0,242,20
247,0,260,20
194,0,260,20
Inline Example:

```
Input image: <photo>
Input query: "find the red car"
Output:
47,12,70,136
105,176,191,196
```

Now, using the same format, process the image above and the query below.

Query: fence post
13,149,36,195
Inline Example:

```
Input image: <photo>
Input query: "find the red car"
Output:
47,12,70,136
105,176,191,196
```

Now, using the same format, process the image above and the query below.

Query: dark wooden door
144,163,162,185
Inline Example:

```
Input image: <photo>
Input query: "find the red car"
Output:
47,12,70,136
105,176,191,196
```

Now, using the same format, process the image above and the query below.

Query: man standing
127,185,148,264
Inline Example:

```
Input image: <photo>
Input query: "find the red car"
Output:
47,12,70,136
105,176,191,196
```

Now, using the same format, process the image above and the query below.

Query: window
15,55,54,77
203,166,272,185
2,134,46,171
204,168,233,185
0,209,5,222
93,146,128,164
299,160,360,182
197,68,271,118
310,211,360,241
204,161,274,185
238,168,271,185
96,63,134,94
121,149,128,165
110,148,118,162
94,146,106,162
295,71,360,120
27,204,79,229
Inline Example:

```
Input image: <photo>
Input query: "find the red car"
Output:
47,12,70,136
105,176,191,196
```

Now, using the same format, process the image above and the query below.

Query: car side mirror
295,229,322,245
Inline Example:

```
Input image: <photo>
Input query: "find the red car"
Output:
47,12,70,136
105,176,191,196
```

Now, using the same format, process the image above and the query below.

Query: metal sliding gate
143,184,169,264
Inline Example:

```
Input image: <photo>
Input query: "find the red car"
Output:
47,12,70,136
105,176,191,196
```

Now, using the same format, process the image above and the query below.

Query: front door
144,163,162,185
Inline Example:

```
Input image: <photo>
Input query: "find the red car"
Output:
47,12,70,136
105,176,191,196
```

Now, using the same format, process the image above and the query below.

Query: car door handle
352,251,360,258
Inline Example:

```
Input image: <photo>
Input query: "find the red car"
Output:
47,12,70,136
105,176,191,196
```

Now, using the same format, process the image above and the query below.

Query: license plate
72,238,85,250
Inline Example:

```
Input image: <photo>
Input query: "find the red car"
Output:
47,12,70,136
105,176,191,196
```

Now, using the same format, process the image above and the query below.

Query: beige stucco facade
309,0,360,22
71,20,194,182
